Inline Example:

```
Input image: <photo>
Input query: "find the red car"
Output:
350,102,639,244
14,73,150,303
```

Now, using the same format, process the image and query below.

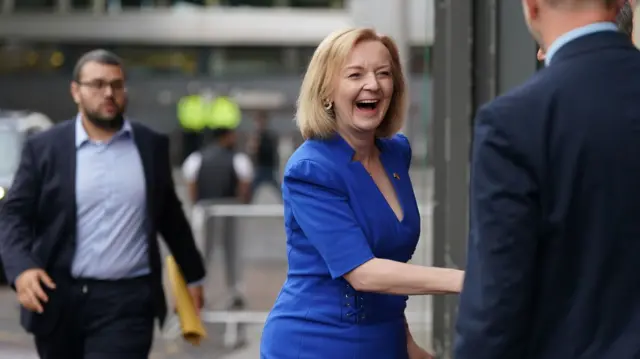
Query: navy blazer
456,31,640,358
0,119,205,336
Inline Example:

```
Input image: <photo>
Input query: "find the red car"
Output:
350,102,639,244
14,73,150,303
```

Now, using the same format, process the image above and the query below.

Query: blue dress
260,134,421,359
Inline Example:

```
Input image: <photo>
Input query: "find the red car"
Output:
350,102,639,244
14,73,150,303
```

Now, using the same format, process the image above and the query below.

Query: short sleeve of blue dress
284,159,375,279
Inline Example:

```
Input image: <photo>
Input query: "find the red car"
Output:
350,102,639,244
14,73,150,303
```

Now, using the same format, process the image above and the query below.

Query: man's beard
85,110,125,131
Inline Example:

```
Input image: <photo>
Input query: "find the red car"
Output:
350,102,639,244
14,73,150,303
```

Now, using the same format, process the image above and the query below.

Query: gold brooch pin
393,173,400,180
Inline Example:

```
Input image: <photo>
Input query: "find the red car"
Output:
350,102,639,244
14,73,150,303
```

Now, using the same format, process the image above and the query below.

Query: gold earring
323,101,333,111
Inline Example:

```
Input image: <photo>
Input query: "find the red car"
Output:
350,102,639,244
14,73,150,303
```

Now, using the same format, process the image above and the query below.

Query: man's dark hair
617,1,634,37
72,49,124,82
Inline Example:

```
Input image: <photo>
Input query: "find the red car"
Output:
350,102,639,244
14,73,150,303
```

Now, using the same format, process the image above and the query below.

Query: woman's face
331,40,395,136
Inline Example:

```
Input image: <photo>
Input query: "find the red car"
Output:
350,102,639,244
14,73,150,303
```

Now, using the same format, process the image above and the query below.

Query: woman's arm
344,258,464,295
285,158,463,296
339,134,463,296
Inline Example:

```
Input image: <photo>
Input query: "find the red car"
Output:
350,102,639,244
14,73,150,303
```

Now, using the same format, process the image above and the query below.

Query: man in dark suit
455,0,640,358
0,49,206,358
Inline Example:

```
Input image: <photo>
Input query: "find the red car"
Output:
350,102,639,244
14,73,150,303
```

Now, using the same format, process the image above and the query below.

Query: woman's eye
348,73,361,79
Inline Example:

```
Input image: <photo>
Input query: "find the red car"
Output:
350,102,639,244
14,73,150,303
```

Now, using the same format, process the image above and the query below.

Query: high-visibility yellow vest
206,96,241,130
177,95,207,131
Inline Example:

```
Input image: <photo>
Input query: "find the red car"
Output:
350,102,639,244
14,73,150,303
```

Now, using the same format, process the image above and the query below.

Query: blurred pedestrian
247,110,281,199
0,49,206,359
182,117,253,309
177,87,207,162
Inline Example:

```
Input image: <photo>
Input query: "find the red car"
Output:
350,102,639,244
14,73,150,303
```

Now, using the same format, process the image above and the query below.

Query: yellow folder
166,255,207,345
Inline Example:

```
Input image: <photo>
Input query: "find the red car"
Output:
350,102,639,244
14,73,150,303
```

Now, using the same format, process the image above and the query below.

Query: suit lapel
59,120,77,233
132,124,155,222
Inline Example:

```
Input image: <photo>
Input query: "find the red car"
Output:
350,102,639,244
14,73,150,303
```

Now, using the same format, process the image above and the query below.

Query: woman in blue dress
260,27,465,359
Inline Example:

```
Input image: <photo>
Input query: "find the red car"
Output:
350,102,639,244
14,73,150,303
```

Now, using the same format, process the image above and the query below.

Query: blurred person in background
455,0,640,358
182,114,253,207
182,119,253,309
177,84,208,162
247,110,281,198
0,49,206,358
260,27,464,359
537,0,635,61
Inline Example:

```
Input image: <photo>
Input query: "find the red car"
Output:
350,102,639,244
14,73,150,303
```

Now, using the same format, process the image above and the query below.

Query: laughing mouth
355,100,379,111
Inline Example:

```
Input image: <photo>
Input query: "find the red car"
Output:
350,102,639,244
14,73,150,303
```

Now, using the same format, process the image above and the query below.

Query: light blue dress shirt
545,21,618,66
71,117,150,279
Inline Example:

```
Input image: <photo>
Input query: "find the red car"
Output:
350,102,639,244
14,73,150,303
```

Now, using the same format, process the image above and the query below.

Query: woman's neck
338,128,377,162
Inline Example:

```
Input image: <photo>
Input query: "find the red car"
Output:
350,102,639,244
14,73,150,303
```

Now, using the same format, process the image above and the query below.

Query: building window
170,0,208,5
409,46,430,74
72,0,92,8
210,47,287,76
104,0,208,8
116,0,152,6
222,0,277,7
289,0,344,8
0,43,64,74
113,46,201,76
49,44,202,76
13,0,55,11
296,46,316,73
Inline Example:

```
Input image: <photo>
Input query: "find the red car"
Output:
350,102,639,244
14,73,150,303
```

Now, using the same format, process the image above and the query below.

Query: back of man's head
544,0,619,8
525,0,623,47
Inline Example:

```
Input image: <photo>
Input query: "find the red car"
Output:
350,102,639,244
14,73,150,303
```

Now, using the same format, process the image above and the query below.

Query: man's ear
70,82,81,105
523,0,540,21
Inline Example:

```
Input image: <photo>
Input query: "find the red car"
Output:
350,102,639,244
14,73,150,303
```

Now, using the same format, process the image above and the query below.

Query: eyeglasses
76,79,126,93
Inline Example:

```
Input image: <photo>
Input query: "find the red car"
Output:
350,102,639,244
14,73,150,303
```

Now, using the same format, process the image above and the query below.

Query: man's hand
408,340,435,359
188,285,204,314
15,269,56,314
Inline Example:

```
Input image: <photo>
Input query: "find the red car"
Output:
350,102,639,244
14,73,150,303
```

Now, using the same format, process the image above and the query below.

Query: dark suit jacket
0,119,206,336
455,31,640,358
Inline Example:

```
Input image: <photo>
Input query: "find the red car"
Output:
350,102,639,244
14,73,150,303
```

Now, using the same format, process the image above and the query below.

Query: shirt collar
544,22,618,66
75,114,133,148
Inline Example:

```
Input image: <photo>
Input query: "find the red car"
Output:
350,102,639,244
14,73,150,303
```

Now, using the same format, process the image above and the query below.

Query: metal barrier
165,202,435,349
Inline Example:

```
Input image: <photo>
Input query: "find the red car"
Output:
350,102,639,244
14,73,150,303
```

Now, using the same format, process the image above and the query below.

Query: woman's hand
451,268,465,293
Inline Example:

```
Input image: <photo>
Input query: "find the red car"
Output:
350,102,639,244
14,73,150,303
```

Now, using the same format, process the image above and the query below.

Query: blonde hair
296,27,408,140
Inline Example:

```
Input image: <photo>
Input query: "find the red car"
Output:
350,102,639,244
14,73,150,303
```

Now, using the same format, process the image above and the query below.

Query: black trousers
34,276,154,359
